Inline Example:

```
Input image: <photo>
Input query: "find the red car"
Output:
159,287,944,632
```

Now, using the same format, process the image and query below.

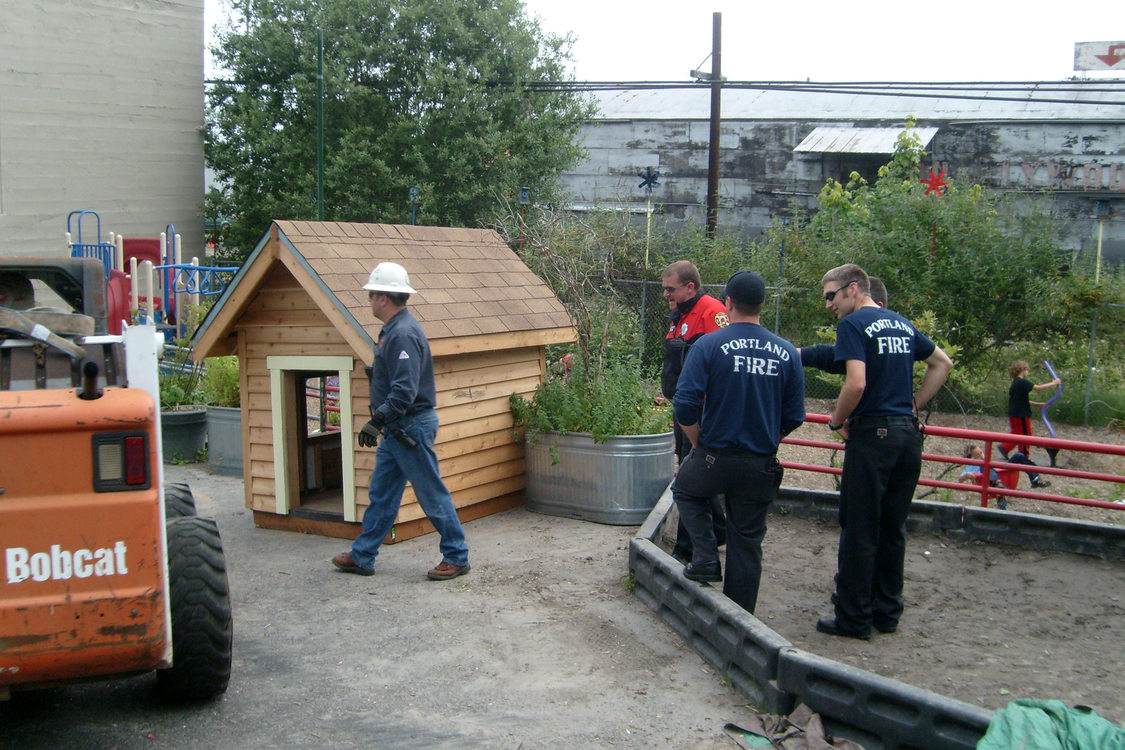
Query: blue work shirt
834,307,936,418
369,308,437,424
674,322,805,455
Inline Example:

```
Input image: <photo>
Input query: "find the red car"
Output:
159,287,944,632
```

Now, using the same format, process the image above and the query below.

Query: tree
767,119,1119,389
207,0,593,257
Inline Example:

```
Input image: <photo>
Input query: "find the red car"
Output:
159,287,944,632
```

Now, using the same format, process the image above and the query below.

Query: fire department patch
714,312,730,327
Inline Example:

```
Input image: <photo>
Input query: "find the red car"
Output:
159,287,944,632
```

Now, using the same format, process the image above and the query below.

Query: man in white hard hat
332,262,470,580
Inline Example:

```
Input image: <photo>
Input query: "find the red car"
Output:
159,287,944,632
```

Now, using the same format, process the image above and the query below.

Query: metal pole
317,29,325,221
773,216,788,331
638,280,648,370
1085,306,1098,425
705,12,722,239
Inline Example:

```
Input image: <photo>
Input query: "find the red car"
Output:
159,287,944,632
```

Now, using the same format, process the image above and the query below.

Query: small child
1002,360,1059,476
958,444,1001,487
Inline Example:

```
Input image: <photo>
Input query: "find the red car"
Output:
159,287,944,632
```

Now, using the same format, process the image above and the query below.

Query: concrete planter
160,405,208,463
524,430,674,525
206,405,243,476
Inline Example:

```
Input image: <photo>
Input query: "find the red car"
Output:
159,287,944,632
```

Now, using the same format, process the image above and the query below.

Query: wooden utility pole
706,12,722,238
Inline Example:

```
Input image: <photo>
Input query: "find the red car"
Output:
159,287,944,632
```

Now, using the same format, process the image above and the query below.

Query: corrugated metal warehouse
561,83,1125,263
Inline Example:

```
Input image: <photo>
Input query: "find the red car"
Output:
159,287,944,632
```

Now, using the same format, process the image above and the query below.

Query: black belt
697,445,773,458
849,415,916,427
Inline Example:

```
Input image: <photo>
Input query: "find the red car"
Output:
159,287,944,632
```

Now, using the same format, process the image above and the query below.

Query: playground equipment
1041,359,1063,467
66,210,234,339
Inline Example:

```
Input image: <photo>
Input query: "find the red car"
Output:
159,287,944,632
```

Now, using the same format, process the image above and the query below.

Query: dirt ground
6,410,1121,748
781,404,1125,525
739,408,1125,726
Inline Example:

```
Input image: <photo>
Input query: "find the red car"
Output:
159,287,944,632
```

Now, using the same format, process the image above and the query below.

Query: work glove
358,417,384,448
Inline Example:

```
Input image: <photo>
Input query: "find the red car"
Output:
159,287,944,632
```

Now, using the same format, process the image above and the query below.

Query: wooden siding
189,221,574,540
238,264,352,513
348,344,545,523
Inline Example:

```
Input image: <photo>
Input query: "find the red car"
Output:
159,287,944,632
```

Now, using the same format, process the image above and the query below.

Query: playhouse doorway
266,355,357,522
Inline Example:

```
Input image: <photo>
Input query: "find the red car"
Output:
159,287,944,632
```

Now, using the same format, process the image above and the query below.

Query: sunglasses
824,282,851,302
662,282,687,294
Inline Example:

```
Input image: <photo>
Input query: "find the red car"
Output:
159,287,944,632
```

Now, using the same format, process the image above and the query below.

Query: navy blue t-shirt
674,322,805,454
834,306,936,418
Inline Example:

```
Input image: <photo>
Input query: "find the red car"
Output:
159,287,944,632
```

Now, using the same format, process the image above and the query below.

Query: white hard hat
363,262,417,294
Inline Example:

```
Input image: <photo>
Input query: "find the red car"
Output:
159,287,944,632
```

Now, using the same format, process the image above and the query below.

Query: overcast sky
206,0,1124,82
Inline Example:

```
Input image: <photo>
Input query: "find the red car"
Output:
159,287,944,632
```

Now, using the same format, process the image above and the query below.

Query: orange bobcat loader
0,257,232,701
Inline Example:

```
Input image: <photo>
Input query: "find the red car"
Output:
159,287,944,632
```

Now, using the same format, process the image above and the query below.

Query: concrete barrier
777,647,993,750
632,485,1125,747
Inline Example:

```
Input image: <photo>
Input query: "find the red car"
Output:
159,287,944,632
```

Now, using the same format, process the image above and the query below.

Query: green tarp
977,700,1125,750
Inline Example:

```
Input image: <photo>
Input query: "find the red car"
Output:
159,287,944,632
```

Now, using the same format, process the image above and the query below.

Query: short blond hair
1009,360,1029,379
820,264,870,295
662,260,701,289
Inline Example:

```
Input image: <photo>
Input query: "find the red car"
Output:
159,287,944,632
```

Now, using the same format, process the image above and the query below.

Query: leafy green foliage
200,356,240,407
159,345,205,409
159,304,211,409
510,359,671,443
207,0,593,258
762,117,1125,409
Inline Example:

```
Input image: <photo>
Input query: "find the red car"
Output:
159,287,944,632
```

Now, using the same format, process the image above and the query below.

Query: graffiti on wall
998,161,1125,191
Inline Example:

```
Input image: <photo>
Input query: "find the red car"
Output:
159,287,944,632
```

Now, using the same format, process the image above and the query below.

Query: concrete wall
562,116,1125,264
0,0,205,259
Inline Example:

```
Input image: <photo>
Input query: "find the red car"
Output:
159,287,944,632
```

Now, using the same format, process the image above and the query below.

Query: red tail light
124,436,147,485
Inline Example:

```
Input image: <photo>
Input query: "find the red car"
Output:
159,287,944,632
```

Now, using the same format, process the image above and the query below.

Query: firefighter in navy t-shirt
815,264,952,640
672,271,805,614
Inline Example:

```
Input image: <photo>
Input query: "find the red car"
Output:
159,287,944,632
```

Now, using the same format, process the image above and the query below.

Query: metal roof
591,83,1125,121
793,126,939,153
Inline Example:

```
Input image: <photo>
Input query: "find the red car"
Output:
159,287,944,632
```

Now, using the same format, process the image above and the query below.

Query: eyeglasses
823,283,852,302
662,282,687,294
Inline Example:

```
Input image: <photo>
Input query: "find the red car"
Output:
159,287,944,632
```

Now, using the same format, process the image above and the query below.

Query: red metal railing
782,414,1125,511
305,382,341,432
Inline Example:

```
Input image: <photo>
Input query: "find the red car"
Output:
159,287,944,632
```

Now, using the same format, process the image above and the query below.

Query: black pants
672,422,725,560
834,421,922,632
672,447,783,613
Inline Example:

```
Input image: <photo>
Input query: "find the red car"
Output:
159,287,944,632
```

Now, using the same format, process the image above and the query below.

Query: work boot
427,561,470,580
683,560,722,583
332,551,374,576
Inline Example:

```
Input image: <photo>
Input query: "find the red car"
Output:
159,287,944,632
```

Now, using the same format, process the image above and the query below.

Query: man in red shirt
660,260,729,563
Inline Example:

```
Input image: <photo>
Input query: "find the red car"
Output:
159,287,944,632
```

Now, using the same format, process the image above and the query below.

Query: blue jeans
350,410,469,569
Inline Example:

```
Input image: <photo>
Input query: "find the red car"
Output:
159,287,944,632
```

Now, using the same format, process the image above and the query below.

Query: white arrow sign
1075,41,1125,71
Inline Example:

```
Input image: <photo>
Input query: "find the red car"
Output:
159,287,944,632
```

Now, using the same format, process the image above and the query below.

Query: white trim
266,355,356,521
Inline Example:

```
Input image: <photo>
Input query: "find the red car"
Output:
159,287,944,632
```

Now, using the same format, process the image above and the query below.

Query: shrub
200,356,240,408
510,358,671,443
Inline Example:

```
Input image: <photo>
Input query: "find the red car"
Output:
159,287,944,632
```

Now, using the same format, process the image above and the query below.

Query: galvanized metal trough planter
524,430,674,525
206,405,243,476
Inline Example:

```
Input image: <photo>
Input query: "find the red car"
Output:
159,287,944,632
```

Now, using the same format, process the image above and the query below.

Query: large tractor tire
164,482,197,520
156,516,233,700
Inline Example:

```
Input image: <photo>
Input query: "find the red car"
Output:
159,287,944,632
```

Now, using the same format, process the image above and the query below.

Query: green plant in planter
159,342,205,410
200,356,240,407
510,357,672,443
158,302,213,410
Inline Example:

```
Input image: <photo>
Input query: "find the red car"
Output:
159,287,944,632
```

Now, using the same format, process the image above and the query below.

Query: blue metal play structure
66,210,235,339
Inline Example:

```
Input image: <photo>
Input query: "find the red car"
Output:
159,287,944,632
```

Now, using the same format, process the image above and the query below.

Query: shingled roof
192,220,575,359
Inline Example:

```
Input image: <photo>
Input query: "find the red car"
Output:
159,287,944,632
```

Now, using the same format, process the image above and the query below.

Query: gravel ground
4,408,1121,747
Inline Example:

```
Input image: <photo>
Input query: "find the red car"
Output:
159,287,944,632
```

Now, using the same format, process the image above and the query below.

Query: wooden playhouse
191,220,574,540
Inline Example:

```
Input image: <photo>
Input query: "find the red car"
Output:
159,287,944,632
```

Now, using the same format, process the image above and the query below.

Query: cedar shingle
219,221,572,344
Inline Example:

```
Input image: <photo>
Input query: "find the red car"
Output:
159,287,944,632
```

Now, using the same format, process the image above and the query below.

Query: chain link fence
615,279,1124,425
